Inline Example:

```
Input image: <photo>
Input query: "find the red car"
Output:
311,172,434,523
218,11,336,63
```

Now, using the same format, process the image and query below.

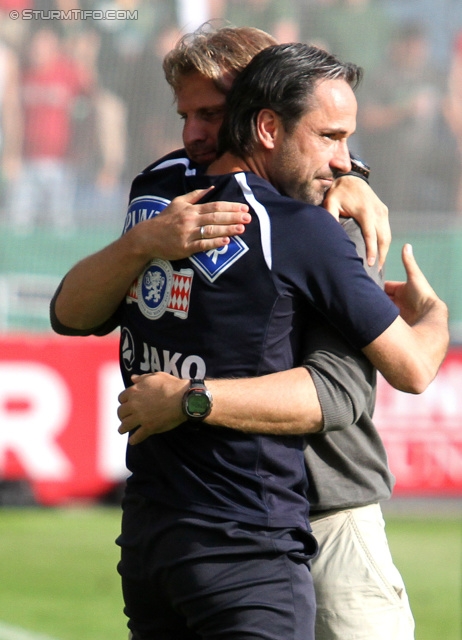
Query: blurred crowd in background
1,0,462,231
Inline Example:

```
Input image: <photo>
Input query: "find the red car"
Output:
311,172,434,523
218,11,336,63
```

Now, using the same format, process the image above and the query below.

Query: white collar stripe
150,157,197,176
234,173,272,270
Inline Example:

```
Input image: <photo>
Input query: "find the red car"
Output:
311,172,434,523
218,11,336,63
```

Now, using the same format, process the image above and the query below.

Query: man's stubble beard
273,140,326,206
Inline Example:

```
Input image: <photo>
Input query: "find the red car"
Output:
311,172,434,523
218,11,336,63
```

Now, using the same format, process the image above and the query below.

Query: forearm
204,368,322,434
53,190,251,331
53,225,152,330
402,298,449,388
323,174,390,269
363,301,449,394
118,368,324,445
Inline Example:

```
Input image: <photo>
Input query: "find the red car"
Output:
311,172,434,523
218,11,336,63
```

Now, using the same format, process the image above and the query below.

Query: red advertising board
375,347,462,495
0,335,125,505
1,335,461,504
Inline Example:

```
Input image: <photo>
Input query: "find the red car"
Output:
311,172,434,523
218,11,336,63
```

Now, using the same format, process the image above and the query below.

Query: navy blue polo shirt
117,153,399,531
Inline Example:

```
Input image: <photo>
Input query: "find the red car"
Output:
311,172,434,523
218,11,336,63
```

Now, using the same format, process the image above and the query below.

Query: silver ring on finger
200,225,206,240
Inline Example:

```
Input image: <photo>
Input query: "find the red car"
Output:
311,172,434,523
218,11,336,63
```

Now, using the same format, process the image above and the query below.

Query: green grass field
0,506,460,640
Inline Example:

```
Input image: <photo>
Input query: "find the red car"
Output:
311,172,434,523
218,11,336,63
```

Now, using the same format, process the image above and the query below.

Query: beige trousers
310,503,415,640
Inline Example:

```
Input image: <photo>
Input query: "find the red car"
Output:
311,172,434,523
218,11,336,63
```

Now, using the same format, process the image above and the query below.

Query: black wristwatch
338,152,371,183
182,379,213,421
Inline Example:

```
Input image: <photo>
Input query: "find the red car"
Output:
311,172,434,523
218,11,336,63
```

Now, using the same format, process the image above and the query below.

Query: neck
207,151,269,183
207,152,250,175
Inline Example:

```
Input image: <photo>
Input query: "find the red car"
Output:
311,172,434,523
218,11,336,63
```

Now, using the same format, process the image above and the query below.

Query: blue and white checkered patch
189,237,249,282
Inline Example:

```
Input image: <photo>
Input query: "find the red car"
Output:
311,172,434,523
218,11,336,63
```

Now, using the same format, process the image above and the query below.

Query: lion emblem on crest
137,259,173,319
144,270,165,303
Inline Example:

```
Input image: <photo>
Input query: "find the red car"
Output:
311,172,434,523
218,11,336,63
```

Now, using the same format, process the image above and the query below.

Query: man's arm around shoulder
51,189,250,332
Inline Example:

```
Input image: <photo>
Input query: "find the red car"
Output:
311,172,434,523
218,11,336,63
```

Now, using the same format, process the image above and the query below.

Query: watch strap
337,152,371,183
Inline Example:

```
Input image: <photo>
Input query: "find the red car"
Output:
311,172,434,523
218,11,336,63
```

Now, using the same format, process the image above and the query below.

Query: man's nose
331,141,351,174
182,117,206,146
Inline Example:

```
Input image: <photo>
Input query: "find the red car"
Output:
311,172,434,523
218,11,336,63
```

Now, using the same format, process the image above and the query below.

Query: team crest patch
189,237,249,282
127,259,193,320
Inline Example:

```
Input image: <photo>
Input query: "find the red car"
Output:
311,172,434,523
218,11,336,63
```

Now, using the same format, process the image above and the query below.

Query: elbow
49,296,75,334
50,316,66,336
49,299,97,336
386,364,437,395
49,307,79,335
399,379,430,395
385,378,428,395
400,338,450,395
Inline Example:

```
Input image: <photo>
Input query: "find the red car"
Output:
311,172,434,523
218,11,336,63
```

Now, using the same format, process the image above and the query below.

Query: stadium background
0,2,462,505
0,2,461,640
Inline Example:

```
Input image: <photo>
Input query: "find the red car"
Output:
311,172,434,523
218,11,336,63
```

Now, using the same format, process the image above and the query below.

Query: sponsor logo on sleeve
123,195,170,233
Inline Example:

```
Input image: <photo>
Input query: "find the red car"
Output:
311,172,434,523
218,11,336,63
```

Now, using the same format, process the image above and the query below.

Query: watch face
188,392,210,415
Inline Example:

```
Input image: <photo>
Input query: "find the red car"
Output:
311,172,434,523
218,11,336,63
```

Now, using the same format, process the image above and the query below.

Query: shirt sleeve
274,205,399,350
303,328,376,433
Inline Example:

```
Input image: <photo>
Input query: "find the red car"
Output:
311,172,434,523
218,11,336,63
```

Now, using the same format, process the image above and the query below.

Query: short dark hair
218,43,363,157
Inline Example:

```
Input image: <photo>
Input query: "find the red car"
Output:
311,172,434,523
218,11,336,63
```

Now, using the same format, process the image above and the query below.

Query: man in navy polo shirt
115,44,447,639
51,41,448,640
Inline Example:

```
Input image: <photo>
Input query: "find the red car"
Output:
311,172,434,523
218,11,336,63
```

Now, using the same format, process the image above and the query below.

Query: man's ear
256,109,282,149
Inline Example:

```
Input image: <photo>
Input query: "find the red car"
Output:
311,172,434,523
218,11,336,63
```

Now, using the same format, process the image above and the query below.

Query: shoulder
129,151,201,203
138,149,200,175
